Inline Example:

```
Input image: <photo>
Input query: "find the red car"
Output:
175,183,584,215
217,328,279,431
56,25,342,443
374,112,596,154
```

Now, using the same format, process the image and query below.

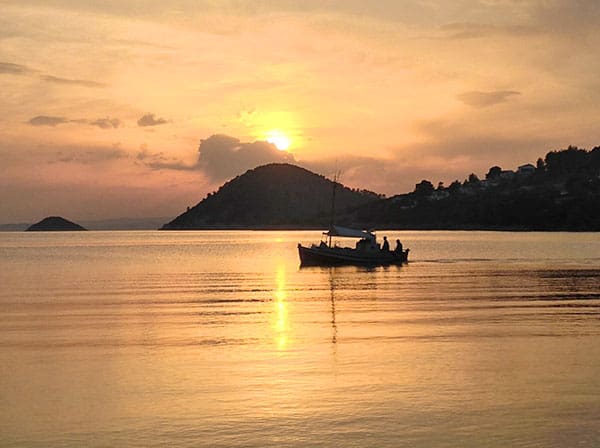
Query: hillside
349,146,600,231
162,163,381,229
162,146,600,231
26,216,87,231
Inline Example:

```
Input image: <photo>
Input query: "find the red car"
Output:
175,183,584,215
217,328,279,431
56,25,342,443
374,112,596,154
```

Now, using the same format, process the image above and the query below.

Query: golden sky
1,0,599,222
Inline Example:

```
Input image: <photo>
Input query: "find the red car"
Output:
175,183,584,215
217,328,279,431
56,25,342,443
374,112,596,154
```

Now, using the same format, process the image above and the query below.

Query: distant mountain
26,216,87,231
162,163,381,229
81,217,172,230
0,223,29,232
1,216,173,231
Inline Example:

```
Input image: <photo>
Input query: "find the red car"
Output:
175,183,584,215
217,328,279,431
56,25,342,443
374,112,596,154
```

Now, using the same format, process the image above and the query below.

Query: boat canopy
324,225,375,240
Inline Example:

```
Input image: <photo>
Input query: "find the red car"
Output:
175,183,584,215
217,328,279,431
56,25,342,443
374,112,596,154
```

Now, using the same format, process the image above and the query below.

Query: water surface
1,231,599,447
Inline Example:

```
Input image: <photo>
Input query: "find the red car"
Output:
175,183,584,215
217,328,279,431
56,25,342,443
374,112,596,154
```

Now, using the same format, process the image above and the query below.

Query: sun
266,130,291,151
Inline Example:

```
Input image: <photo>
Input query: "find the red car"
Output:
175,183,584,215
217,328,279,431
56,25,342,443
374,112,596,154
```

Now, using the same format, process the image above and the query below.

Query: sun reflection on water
273,265,290,350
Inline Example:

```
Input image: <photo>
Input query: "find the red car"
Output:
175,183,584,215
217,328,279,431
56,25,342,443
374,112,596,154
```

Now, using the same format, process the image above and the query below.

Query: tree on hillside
545,146,588,175
414,180,434,197
466,173,480,185
486,166,502,180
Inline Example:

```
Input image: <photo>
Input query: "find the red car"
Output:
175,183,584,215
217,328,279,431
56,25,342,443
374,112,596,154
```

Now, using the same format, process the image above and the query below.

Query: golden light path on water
273,265,289,350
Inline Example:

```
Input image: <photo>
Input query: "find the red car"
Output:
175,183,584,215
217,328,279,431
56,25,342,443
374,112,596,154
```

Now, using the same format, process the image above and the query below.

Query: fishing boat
298,171,409,266
298,225,409,266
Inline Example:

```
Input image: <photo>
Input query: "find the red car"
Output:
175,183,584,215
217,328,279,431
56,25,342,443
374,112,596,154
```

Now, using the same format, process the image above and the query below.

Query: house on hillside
517,163,536,175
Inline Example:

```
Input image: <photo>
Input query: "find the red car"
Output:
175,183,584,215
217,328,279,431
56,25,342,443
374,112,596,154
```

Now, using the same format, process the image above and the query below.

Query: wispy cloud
53,147,128,164
1,60,103,87
90,117,121,129
40,75,105,88
437,23,538,40
0,61,35,75
28,115,69,126
28,115,122,128
136,146,191,171
137,114,169,127
457,90,521,108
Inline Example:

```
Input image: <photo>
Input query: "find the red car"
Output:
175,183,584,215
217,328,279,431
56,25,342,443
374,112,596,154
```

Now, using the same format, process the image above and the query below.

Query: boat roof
324,225,375,240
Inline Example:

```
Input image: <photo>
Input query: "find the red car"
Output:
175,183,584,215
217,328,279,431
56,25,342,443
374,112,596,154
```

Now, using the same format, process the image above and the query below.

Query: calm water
1,231,599,447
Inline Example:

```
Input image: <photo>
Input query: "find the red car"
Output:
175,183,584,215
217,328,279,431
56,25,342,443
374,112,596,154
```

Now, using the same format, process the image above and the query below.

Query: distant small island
26,216,87,231
162,145,600,231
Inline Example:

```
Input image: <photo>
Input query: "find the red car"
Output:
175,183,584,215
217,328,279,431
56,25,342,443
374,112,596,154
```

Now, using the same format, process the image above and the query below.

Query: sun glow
266,130,291,151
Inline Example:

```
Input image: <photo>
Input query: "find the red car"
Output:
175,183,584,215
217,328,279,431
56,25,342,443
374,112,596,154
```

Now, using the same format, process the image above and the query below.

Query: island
26,216,87,231
161,163,381,229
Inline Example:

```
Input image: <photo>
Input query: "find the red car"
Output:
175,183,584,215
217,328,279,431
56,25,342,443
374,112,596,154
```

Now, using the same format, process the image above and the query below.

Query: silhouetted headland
350,145,600,231
26,216,87,231
161,163,381,229
162,145,600,231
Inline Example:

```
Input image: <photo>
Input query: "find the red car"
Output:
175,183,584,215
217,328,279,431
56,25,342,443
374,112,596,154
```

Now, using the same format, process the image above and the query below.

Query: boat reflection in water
298,225,409,266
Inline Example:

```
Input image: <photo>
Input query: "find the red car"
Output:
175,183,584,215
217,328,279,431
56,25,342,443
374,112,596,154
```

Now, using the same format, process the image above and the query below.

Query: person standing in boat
394,239,403,254
382,236,390,252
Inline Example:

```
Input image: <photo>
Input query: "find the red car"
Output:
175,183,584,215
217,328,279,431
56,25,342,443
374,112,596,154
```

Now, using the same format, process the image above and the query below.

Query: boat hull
298,244,409,266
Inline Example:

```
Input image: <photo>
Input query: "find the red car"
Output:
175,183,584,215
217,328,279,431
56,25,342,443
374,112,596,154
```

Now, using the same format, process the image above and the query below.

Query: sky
1,0,600,223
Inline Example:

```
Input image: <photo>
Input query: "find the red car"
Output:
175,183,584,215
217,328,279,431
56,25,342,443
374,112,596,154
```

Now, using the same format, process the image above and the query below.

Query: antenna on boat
328,162,341,248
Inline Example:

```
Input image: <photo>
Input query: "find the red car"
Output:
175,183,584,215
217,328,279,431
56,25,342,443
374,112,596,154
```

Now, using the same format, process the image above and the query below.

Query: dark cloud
40,74,105,88
137,114,169,127
28,115,122,128
197,134,295,181
28,115,69,126
136,145,191,171
457,90,521,108
0,61,35,75
90,117,121,129
139,134,296,178
146,159,194,171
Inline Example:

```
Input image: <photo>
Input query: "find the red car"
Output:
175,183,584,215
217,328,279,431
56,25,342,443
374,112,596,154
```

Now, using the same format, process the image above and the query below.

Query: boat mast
328,170,338,248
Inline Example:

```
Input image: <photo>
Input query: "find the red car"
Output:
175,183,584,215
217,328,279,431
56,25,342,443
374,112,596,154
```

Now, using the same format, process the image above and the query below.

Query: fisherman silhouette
382,236,390,252
395,239,403,253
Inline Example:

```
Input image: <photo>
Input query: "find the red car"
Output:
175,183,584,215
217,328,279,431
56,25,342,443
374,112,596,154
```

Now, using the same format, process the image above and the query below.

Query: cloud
196,134,295,181
139,134,296,178
0,61,35,75
136,145,192,171
1,61,103,87
28,115,69,126
437,23,538,40
40,75,105,88
52,147,128,164
457,90,521,108
90,117,121,129
28,115,122,129
137,113,169,127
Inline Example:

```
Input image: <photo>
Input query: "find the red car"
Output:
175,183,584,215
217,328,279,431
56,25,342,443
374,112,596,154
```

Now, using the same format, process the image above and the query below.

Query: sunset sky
1,0,599,223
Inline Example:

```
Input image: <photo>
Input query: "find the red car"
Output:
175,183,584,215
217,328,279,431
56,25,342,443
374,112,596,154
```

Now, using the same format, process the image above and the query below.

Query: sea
1,230,599,447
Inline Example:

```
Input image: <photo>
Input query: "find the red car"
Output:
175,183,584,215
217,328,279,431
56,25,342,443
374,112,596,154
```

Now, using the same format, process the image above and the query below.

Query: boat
298,225,409,266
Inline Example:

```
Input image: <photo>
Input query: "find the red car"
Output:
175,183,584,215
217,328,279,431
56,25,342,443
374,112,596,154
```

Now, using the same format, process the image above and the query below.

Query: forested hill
161,163,381,229
349,146,600,231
